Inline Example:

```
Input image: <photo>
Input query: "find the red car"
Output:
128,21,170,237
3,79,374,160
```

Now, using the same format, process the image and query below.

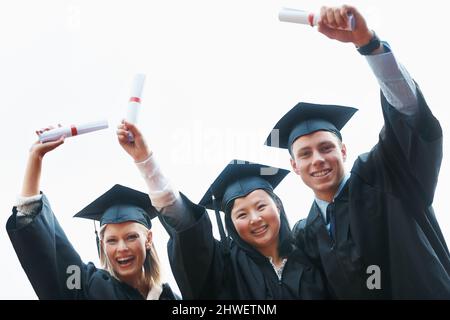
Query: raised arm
7,128,91,299
22,128,65,197
117,120,226,299
116,120,194,230
317,5,441,206
317,5,418,114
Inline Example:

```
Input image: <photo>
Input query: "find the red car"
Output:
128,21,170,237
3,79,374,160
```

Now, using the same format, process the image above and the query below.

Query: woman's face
102,221,152,283
230,189,280,256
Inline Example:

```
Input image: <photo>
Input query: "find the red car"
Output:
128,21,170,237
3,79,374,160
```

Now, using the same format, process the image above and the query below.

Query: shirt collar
314,172,351,222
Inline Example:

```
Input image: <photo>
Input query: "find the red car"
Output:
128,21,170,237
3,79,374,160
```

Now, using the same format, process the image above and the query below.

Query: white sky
1,0,449,299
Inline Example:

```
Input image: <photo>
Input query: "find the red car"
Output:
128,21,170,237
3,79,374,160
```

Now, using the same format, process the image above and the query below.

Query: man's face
290,130,347,201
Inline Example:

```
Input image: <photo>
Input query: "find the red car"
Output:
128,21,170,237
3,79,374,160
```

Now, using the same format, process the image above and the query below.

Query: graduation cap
199,160,290,244
264,102,358,152
199,160,290,212
74,184,158,254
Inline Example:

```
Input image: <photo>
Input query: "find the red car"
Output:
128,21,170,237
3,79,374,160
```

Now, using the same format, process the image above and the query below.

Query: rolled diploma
38,120,109,143
126,73,146,142
279,8,355,31
126,73,146,124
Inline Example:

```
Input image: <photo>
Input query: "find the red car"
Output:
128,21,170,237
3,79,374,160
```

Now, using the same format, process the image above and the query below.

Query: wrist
356,30,381,55
354,30,374,47
134,150,153,163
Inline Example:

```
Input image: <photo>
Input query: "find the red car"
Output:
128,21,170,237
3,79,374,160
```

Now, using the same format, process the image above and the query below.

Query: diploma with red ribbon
126,73,146,141
38,120,109,143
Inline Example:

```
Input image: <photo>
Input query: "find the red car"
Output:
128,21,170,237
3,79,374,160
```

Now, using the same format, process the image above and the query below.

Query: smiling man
265,5,450,299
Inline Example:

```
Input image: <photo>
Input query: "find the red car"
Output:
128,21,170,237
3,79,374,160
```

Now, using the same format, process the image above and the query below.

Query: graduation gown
6,194,178,300
294,86,450,299
163,194,328,300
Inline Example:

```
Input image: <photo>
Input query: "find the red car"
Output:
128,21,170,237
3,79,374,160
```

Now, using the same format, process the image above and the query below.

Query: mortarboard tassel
212,194,229,251
94,221,100,257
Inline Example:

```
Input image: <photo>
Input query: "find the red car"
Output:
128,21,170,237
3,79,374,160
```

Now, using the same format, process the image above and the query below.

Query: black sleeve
162,194,226,299
292,219,307,251
299,263,330,300
354,84,442,208
6,194,92,299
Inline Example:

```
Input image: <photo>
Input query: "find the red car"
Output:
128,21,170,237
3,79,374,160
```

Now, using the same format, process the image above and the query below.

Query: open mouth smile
311,169,332,178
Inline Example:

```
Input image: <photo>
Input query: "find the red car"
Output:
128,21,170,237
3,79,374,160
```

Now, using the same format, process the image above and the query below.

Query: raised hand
31,125,65,160
116,120,151,163
317,5,373,48
21,126,65,197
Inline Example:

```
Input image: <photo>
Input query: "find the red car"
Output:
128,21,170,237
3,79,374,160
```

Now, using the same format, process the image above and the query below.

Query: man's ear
290,157,301,175
341,143,347,162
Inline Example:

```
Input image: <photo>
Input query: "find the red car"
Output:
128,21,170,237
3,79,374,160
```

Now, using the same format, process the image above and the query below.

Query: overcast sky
1,0,449,299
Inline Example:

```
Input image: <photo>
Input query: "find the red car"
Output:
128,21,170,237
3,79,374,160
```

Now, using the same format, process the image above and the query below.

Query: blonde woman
6,128,178,300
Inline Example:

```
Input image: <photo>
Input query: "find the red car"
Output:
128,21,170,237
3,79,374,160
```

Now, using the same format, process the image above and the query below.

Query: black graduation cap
264,102,358,151
74,184,157,229
199,160,290,213
74,184,158,256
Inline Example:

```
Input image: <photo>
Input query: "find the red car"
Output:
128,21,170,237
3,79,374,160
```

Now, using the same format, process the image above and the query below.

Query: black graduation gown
163,194,328,300
294,86,450,299
6,194,179,300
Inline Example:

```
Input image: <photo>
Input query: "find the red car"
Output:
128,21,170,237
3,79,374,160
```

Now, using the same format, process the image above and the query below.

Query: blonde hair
99,223,162,291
